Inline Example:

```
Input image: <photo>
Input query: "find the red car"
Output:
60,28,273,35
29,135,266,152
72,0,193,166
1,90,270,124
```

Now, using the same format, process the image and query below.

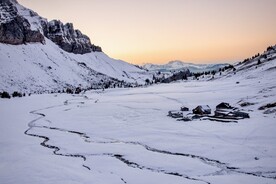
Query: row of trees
191,65,236,80
0,79,148,99
242,45,275,64
266,46,275,52
0,91,27,99
148,64,238,84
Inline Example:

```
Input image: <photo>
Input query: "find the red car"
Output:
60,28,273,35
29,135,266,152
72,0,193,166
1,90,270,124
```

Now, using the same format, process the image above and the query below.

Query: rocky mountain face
44,20,101,54
0,0,151,93
0,0,44,44
0,0,101,54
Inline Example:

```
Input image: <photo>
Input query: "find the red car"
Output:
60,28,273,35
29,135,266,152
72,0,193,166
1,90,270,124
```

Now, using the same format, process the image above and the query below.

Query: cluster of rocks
168,102,250,123
0,0,102,54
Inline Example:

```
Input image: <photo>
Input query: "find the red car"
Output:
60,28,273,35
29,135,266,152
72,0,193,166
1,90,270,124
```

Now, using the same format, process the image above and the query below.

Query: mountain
228,44,276,75
0,0,151,93
144,60,228,73
147,44,276,84
1,45,276,184
161,45,276,83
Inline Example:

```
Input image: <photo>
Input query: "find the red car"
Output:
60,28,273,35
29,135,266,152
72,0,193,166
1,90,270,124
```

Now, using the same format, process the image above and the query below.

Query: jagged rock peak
1,0,17,4
0,0,102,54
44,19,102,54
0,0,45,44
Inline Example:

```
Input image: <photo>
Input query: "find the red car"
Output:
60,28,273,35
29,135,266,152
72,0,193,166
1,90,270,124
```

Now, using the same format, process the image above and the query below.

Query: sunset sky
18,0,276,64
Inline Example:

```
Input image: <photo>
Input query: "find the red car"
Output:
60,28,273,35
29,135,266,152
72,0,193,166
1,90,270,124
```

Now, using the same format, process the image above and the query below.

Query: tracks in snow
24,97,276,183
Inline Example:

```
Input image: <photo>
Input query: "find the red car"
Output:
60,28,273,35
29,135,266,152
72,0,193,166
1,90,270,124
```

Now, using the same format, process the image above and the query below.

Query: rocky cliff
0,0,101,54
0,0,44,44
45,20,101,54
0,0,151,93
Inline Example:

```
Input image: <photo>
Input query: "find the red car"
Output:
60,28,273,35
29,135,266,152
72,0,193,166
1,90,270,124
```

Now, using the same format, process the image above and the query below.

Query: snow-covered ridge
0,38,151,93
0,0,151,93
144,60,228,73
0,0,101,54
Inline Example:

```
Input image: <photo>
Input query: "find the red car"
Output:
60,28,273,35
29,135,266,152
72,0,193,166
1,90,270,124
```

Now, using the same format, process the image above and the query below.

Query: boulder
0,1,102,54
0,16,44,44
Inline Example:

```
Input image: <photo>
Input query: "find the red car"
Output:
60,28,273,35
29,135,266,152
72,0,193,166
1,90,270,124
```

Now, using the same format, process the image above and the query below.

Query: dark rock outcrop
44,20,101,54
0,0,44,44
0,0,102,54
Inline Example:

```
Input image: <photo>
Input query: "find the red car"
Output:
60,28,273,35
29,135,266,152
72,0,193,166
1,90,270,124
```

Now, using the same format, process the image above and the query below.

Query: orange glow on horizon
18,0,276,65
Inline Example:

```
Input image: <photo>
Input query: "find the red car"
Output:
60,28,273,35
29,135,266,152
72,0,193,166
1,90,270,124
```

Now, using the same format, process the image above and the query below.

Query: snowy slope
144,60,228,73
197,45,276,82
0,0,151,93
0,39,150,93
1,58,275,184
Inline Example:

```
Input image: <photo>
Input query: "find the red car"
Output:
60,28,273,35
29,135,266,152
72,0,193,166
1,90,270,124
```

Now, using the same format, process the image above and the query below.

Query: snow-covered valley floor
1,66,276,183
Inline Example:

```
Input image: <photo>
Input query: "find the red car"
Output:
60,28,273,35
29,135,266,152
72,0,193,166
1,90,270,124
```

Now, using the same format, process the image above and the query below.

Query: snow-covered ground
1,60,276,184
144,60,228,73
0,39,151,93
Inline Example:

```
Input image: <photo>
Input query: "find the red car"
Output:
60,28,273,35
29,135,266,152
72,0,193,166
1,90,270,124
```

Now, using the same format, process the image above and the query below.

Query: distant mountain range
0,0,151,93
143,60,229,73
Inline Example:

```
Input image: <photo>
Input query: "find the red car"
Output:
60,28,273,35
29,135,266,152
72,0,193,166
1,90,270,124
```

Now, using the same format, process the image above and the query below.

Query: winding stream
24,96,276,183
